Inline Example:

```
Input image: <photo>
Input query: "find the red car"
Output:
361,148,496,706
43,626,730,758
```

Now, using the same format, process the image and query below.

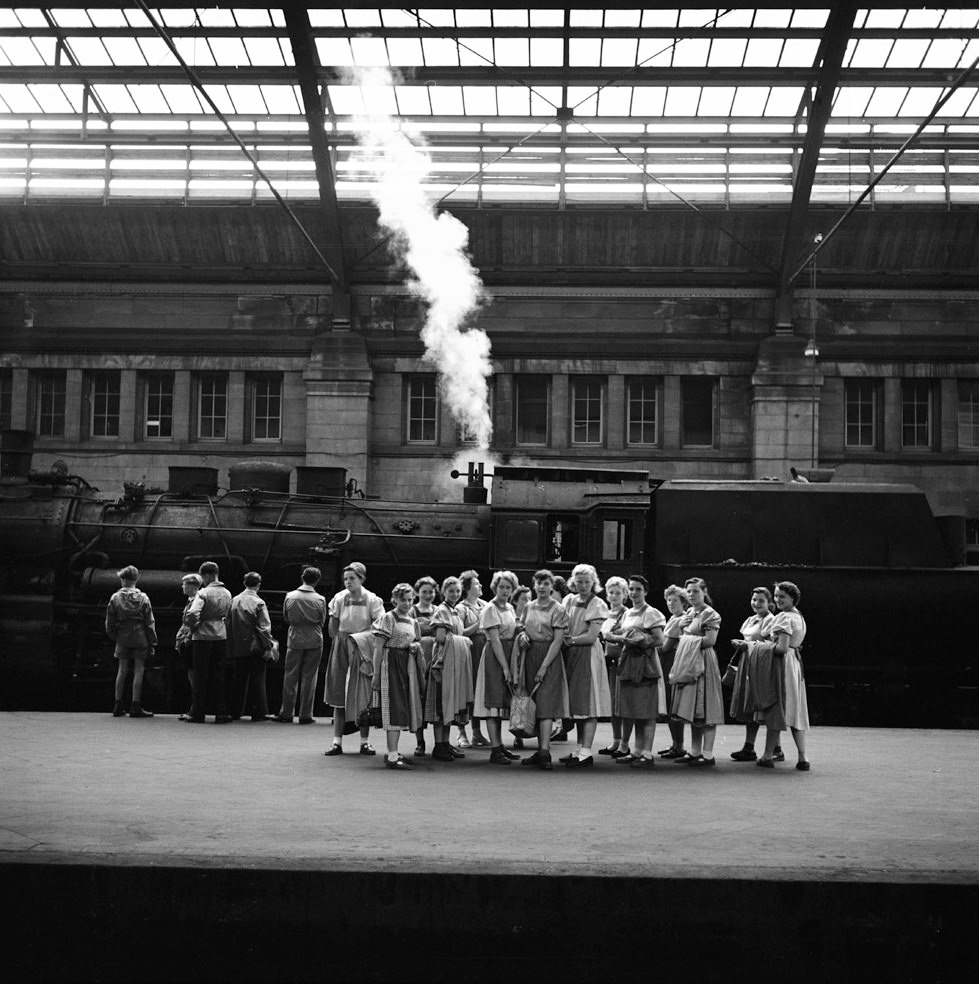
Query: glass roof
1,5,978,205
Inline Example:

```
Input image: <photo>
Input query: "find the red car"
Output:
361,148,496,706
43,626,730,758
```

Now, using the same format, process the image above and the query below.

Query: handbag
721,658,739,687
357,689,382,730
508,646,540,739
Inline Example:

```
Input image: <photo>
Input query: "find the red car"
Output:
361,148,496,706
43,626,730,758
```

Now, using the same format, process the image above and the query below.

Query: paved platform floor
2,713,977,883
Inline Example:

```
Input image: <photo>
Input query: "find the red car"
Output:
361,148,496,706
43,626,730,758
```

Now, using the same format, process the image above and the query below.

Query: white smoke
346,67,493,450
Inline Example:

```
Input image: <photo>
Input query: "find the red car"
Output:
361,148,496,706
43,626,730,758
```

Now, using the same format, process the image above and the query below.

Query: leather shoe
756,758,776,768
731,748,758,762
324,745,344,756
298,717,315,725
796,760,811,771
214,715,233,724
563,755,594,768
274,715,292,723
598,744,619,756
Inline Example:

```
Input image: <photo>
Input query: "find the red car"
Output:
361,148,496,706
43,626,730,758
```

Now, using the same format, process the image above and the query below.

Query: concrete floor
1,712,977,884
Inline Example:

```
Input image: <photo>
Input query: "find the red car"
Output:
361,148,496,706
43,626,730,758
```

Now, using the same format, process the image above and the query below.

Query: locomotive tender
0,431,975,724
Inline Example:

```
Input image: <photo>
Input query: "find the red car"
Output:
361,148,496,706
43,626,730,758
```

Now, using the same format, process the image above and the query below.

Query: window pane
958,379,979,449
571,376,603,444
681,377,714,447
546,516,580,564
502,518,540,564
198,373,227,440
251,375,281,441
516,376,549,445
845,380,877,448
144,372,173,439
627,376,659,446
0,370,11,431
35,371,66,437
902,380,931,448
90,371,120,438
407,376,437,443
601,519,633,561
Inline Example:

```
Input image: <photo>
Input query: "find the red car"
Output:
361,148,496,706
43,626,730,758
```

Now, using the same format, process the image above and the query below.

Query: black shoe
214,715,233,724
685,754,716,767
274,715,293,724
112,702,126,718
183,716,205,724
550,729,569,742
431,742,455,762
773,748,786,762
731,748,757,762
796,760,811,771
298,717,315,725
598,744,619,756
129,704,154,718
610,747,632,759
501,747,518,761
489,747,511,765
559,752,576,764
324,745,343,756
449,745,466,759
563,755,594,768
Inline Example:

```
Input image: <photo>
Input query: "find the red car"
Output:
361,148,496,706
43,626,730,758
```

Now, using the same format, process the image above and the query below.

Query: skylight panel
672,38,711,67
641,10,680,28
751,9,794,29
570,38,602,66
200,85,236,115
743,39,785,67
601,38,639,67
243,38,288,66
921,38,970,67
940,9,979,29
463,86,498,116
192,8,234,27
493,37,530,66
208,38,250,67
395,86,433,115
308,9,346,28
898,87,942,117
492,9,528,28
386,38,425,65
886,38,931,69
8,9,46,28
862,9,906,29
697,86,735,116
316,39,355,67
260,84,300,115
156,8,198,29
789,9,830,29
48,8,93,28
635,39,677,68
567,86,598,115
529,88,561,114
415,8,458,28
779,39,820,67
569,9,604,27
529,9,565,27
847,38,894,69
936,87,979,117
664,86,701,116
496,86,529,115
101,37,148,66
126,84,173,114
0,10,22,28
731,87,771,117
764,87,805,117
630,87,666,116
864,87,909,117
597,86,633,116
530,38,564,66
455,37,493,66
350,37,391,67
135,37,180,67
159,84,205,114
708,39,747,67
342,9,382,28
25,84,74,113
421,38,460,66
833,87,874,117
93,84,139,113
428,86,464,115
171,38,216,66
0,39,45,67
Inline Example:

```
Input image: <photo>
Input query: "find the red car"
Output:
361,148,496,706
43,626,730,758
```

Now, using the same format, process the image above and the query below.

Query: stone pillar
607,374,625,450
551,374,568,450
303,329,373,486
750,335,823,479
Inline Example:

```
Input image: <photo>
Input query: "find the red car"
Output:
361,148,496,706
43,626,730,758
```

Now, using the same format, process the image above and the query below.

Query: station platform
2,713,977,982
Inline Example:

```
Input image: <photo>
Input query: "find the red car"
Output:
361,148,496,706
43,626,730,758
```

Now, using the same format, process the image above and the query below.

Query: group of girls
320,561,810,772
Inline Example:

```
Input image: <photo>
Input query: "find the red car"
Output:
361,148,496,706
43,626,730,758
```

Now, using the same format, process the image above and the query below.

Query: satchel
357,689,382,730
509,690,539,739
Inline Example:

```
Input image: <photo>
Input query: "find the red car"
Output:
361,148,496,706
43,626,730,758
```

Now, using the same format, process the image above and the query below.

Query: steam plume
346,67,493,449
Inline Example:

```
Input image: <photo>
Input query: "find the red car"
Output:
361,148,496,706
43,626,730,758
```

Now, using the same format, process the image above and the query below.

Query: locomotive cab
489,466,650,582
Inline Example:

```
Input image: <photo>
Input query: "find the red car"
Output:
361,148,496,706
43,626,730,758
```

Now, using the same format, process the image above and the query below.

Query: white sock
578,749,593,760
387,751,399,763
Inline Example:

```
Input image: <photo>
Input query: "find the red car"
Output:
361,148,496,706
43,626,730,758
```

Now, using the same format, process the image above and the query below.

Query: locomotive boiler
0,430,976,724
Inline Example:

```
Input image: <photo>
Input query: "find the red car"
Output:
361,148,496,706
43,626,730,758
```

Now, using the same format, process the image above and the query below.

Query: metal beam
283,4,347,304
774,3,857,330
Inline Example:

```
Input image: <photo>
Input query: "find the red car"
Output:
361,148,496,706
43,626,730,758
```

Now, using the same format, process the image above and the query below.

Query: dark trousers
189,639,229,720
230,654,270,720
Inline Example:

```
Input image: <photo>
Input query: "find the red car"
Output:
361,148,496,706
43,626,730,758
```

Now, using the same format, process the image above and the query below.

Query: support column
750,335,824,480
303,329,373,486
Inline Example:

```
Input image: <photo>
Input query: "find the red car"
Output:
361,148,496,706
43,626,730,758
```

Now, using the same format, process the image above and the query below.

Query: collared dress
372,611,424,732
657,612,685,723
423,602,474,726
325,588,385,720
472,601,515,718
517,599,569,721
613,603,667,720
409,602,437,681
729,611,774,722
562,593,612,719
754,609,810,732
600,606,628,706
670,605,725,726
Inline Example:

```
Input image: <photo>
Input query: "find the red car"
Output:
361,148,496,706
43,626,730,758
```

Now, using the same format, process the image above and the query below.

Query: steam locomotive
1,432,975,725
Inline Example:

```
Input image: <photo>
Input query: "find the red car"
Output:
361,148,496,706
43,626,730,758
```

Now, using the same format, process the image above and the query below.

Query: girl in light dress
598,576,631,758
473,570,520,765
458,570,490,749
409,576,438,757
669,577,724,767
656,584,689,759
755,581,811,771
371,584,425,771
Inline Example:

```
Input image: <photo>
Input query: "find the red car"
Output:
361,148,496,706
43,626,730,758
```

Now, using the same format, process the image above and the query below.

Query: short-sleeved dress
755,609,810,732
563,593,612,719
423,602,474,726
517,599,570,721
601,606,628,705
325,588,385,720
657,612,685,722
372,611,424,731
472,601,515,718
460,597,488,684
410,602,437,680
729,612,774,722
613,603,667,720
670,605,725,726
